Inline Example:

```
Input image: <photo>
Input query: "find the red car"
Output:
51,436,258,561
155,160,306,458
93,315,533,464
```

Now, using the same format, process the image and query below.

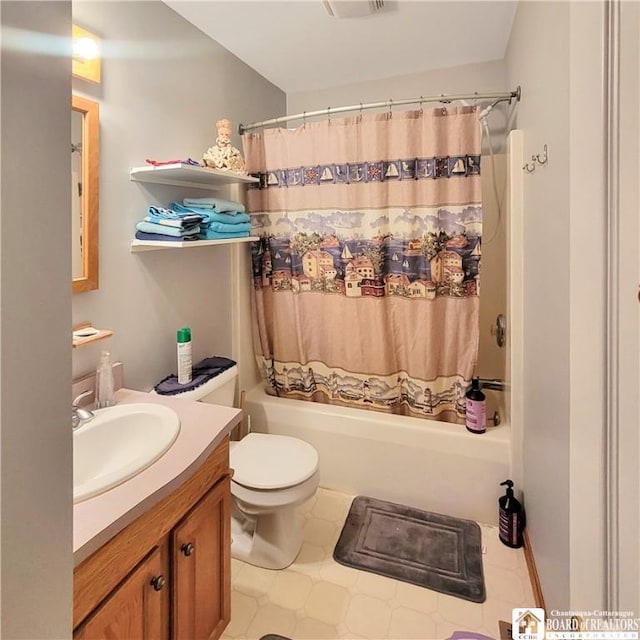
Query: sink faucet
72,390,95,430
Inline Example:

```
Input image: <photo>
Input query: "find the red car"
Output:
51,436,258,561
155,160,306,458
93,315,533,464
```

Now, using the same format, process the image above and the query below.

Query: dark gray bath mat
334,496,486,603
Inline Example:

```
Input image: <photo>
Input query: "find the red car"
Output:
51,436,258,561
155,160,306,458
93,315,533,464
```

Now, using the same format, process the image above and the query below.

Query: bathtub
244,384,511,525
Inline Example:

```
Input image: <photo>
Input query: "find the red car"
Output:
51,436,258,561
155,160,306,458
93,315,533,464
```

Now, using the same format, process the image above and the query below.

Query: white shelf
129,163,259,190
130,236,259,253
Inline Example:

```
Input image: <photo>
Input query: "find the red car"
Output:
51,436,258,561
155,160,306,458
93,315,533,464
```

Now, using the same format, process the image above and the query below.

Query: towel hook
522,144,549,173
535,144,549,166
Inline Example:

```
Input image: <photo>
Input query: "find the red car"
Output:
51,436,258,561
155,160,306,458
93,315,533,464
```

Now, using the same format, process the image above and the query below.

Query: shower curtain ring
419,96,424,115
388,99,393,119
328,106,331,124
303,111,306,129
359,102,364,122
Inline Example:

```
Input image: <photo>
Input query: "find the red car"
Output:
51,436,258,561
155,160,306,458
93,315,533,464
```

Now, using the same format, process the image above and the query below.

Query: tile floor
222,488,534,640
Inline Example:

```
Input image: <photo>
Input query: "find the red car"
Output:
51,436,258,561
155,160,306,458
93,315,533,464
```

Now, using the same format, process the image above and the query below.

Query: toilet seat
231,433,318,490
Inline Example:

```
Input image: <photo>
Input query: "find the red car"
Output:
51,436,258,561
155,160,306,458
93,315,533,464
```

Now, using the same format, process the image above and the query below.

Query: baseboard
523,529,546,609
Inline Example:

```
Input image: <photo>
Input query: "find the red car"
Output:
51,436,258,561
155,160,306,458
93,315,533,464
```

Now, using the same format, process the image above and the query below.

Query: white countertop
73,388,241,566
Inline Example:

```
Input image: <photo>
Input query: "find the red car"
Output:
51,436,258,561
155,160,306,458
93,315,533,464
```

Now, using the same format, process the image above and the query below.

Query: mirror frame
72,95,99,293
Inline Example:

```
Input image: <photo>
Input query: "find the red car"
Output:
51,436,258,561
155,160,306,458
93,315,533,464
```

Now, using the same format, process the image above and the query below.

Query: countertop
73,388,241,566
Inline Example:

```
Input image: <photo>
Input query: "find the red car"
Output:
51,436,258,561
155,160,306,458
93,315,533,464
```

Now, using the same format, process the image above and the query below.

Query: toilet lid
230,433,319,490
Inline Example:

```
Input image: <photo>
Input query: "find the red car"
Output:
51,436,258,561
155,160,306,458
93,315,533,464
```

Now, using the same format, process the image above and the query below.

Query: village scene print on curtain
243,108,482,424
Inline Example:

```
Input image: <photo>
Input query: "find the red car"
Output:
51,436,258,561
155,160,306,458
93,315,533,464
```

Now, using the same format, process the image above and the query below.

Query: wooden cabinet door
172,476,231,640
74,543,169,640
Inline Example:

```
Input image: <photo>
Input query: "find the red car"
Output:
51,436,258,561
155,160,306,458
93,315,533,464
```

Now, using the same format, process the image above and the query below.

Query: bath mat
334,496,486,603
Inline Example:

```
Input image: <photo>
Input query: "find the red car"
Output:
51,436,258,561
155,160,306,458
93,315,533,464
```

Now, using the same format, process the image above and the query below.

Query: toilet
162,365,319,570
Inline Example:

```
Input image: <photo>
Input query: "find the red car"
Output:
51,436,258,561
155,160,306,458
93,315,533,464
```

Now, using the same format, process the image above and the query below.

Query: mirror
72,95,99,293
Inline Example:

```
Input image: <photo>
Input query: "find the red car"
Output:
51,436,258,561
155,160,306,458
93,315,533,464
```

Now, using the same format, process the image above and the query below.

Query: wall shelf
130,236,259,253
72,323,113,349
129,163,259,191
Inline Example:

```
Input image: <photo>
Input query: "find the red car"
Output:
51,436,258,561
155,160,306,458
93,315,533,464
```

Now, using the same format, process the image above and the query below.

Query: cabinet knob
150,575,165,591
181,542,194,557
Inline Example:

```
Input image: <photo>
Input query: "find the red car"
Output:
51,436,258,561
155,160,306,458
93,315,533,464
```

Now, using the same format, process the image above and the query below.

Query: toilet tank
151,365,238,407
194,365,238,406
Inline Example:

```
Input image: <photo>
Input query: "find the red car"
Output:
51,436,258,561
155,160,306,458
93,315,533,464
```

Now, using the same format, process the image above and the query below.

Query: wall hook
522,144,549,173
535,144,548,166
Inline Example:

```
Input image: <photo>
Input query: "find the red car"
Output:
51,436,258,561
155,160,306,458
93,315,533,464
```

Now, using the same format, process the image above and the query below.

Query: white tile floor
222,488,534,640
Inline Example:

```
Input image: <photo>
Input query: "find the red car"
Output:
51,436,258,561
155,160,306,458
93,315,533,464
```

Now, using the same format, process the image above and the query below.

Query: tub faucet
72,390,95,430
476,377,509,392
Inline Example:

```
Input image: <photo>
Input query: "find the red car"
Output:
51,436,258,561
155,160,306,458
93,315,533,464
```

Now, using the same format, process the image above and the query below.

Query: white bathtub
244,385,511,525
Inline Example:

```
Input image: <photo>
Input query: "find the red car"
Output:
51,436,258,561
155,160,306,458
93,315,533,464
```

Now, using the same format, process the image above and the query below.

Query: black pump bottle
465,377,486,434
498,480,524,548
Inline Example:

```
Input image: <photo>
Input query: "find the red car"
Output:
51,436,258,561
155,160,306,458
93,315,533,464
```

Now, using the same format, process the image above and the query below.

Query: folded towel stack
182,197,246,213
135,205,205,243
170,199,252,240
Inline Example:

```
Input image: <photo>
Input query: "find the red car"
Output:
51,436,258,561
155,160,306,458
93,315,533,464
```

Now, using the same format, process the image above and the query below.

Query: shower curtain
243,107,481,424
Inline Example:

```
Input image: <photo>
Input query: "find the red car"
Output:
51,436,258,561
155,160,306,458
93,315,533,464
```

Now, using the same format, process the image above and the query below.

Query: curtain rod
239,85,521,134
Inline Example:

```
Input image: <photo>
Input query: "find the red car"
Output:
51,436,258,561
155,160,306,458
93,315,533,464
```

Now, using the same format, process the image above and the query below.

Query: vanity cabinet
75,545,169,640
74,438,231,640
172,478,230,639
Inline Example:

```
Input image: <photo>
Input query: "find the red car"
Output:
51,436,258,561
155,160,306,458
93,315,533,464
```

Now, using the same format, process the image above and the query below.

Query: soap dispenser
498,480,524,548
96,350,115,408
465,377,486,434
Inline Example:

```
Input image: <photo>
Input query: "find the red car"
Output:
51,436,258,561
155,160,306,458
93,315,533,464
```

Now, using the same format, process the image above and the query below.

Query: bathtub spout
476,378,509,392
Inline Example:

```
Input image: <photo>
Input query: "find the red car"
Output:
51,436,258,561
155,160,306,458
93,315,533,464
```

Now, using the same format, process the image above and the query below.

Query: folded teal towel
200,229,250,240
183,197,245,213
136,221,200,237
202,211,250,225
206,221,252,234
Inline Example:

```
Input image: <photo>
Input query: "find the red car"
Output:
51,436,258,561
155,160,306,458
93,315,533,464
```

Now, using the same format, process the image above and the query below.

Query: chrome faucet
72,390,95,430
476,377,509,392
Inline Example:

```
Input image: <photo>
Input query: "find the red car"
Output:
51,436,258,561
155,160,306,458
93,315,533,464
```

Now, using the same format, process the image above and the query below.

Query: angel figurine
202,118,246,174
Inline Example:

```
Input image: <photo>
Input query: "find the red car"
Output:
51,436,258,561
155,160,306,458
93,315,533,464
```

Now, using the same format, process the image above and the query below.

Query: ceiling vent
323,0,385,18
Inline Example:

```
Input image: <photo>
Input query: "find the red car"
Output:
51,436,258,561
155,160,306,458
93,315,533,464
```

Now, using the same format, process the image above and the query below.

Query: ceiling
163,1,517,94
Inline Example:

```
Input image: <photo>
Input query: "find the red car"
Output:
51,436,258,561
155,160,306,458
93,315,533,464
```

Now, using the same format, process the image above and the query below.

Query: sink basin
74,403,180,504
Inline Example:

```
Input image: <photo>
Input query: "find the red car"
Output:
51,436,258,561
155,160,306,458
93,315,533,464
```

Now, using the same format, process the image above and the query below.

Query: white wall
288,59,510,152
71,1,286,393
507,1,609,609
287,59,506,116
568,0,607,611
616,0,640,613
1,2,73,637
506,1,571,609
